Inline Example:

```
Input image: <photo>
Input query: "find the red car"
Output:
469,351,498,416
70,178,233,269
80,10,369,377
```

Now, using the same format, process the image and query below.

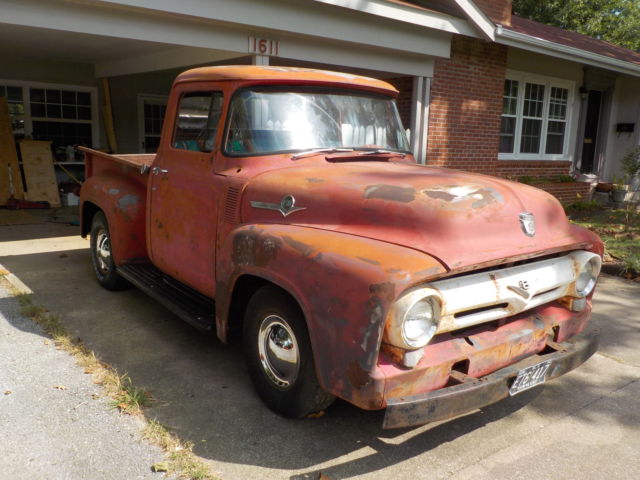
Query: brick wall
426,36,507,173
534,182,593,204
495,160,573,179
474,0,512,25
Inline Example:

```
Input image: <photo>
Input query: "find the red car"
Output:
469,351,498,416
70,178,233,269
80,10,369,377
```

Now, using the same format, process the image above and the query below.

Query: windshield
225,88,410,155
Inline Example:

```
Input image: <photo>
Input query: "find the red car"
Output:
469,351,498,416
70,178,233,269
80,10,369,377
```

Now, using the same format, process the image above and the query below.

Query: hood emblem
519,212,536,237
251,195,306,217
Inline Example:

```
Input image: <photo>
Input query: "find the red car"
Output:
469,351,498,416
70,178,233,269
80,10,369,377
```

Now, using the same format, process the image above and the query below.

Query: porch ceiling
1,0,446,78
0,24,175,64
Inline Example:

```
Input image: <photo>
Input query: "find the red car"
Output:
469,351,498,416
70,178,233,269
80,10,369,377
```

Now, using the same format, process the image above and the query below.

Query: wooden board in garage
0,96,25,205
19,140,61,208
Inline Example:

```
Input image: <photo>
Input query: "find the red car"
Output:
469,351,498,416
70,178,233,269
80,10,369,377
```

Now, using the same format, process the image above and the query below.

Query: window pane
545,121,566,154
31,103,46,117
174,92,222,152
520,118,542,153
499,116,516,153
77,91,91,106
523,83,545,118
46,89,61,104
30,88,45,102
7,86,22,102
47,104,62,119
62,105,77,119
549,87,568,120
77,106,91,120
8,103,24,115
502,79,518,115
61,90,76,104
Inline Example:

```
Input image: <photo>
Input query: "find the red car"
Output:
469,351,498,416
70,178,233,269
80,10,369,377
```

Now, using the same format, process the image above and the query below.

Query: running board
117,263,215,332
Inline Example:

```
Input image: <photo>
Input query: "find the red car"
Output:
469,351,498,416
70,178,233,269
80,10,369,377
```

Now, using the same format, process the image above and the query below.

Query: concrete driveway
0,212,639,479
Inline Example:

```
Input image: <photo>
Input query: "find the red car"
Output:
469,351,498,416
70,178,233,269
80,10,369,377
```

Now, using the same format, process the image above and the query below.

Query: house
1,0,639,204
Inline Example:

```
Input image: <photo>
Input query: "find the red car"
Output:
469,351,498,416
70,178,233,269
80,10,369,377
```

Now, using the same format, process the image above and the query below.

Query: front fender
216,224,446,408
80,172,148,264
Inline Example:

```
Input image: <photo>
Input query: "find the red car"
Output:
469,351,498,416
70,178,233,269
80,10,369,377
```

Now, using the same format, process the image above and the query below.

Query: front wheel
243,285,334,418
89,211,130,290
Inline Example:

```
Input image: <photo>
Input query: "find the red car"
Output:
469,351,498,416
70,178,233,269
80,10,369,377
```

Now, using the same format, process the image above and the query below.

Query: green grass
569,205,640,277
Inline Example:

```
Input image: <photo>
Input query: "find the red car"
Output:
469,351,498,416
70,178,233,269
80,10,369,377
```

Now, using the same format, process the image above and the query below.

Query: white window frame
499,70,575,161
137,94,168,153
0,78,100,149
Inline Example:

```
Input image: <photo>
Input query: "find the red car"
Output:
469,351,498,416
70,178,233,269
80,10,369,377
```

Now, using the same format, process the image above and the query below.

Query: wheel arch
215,223,447,406
81,201,101,237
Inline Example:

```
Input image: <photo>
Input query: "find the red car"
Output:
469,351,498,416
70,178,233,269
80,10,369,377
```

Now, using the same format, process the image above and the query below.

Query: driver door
149,89,224,296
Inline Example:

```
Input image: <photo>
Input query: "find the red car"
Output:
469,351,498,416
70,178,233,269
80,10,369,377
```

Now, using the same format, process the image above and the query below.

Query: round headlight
576,256,601,297
385,290,441,350
402,298,438,348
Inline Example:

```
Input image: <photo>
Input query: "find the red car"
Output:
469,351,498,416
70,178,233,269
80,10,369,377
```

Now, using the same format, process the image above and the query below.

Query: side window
173,91,223,152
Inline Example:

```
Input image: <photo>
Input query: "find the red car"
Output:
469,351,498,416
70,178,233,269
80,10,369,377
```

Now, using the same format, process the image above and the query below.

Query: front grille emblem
519,212,536,237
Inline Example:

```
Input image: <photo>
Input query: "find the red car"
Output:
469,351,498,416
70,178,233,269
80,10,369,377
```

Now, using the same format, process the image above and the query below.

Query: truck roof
175,65,398,95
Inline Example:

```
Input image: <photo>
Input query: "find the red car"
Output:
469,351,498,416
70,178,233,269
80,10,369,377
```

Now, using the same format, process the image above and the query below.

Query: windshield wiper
358,149,405,158
291,148,354,160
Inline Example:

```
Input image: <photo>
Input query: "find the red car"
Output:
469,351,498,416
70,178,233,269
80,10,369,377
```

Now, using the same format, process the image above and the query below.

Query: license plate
509,360,552,396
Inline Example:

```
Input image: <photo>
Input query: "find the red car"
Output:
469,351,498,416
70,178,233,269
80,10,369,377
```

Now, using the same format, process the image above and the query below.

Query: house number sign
248,36,280,56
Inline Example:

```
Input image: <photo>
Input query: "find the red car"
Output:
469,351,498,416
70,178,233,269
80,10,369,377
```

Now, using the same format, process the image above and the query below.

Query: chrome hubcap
258,315,300,388
95,228,111,275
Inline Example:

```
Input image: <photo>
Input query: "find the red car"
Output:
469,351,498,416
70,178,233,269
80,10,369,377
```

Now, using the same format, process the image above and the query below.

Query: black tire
243,285,334,418
89,211,130,291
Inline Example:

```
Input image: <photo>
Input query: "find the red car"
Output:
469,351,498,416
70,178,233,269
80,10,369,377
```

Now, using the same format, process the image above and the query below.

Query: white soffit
311,0,478,37
81,0,452,57
0,0,448,77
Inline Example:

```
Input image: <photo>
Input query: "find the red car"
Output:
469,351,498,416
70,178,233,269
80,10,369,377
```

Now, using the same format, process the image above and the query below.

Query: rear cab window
173,91,223,152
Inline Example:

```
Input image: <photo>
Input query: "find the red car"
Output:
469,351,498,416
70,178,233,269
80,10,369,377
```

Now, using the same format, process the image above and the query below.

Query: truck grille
430,250,600,334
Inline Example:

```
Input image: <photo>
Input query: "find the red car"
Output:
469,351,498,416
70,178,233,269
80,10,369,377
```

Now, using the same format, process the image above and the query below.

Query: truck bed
79,147,155,177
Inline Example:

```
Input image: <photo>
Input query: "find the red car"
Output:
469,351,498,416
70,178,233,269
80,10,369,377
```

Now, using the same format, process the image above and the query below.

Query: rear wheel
90,211,130,290
243,285,334,418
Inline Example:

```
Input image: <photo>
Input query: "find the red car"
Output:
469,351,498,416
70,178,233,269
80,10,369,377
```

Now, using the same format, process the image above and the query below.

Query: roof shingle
506,15,640,67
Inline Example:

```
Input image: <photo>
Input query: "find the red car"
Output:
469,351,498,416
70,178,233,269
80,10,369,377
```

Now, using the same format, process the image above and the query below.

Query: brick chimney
473,0,512,26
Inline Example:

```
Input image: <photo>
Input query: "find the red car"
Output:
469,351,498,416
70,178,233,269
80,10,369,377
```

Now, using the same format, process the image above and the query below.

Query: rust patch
347,360,371,388
422,185,504,209
231,230,281,267
415,266,443,278
425,190,456,202
364,185,415,203
357,257,381,266
369,282,395,302
306,177,325,183
117,194,139,210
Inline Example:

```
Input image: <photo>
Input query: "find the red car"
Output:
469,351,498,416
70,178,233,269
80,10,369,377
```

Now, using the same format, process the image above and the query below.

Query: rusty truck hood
241,161,595,271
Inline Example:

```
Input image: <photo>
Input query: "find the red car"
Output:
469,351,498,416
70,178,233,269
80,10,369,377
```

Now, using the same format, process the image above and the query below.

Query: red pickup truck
80,66,602,428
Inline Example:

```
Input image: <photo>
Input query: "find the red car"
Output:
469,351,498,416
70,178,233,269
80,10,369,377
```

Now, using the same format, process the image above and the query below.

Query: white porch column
410,76,431,164
252,54,269,66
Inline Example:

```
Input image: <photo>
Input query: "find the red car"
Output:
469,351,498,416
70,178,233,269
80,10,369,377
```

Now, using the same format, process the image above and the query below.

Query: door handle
151,167,169,175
